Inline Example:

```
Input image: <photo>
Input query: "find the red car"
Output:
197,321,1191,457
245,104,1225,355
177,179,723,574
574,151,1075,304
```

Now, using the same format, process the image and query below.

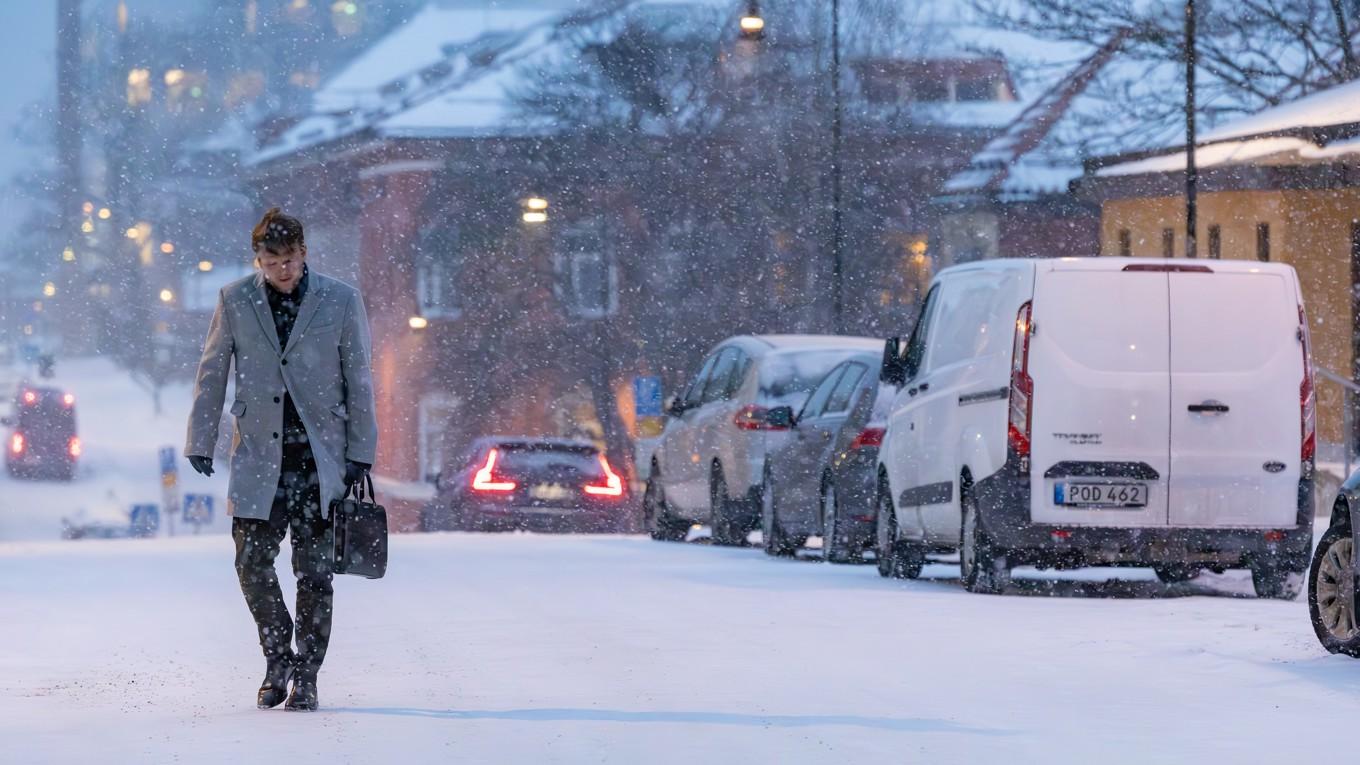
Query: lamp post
739,1,844,331
1184,0,1198,259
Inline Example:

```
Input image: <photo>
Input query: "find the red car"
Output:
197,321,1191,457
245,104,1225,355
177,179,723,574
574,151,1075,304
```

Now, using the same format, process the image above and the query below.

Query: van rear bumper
974,456,1314,569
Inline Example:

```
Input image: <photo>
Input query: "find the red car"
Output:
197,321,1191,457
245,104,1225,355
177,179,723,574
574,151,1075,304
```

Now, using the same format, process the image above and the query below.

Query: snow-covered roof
251,0,1099,168
1095,78,1360,178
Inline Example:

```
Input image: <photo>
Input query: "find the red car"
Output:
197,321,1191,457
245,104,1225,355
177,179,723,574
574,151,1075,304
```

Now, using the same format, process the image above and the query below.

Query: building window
557,226,617,318
1256,222,1271,262
418,393,461,483
1208,224,1221,259
1162,228,1175,258
415,257,461,319
1118,229,1131,257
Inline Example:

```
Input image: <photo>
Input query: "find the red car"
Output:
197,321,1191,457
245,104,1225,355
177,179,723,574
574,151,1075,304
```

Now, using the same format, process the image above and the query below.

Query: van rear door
1167,269,1301,528
1029,267,1171,527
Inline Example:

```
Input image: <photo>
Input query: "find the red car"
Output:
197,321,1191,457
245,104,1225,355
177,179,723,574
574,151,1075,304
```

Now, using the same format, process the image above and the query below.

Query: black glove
344,460,371,487
188,455,214,477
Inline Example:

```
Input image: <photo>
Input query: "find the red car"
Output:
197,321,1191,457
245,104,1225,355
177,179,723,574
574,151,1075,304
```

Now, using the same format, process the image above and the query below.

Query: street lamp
522,196,549,224
408,316,429,330
739,1,765,40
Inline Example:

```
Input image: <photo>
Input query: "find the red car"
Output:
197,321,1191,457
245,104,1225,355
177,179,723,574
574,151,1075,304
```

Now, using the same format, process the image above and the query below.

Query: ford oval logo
1263,461,1287,474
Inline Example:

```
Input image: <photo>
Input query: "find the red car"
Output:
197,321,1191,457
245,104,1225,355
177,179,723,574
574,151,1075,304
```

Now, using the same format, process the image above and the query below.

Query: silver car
644,335,882,546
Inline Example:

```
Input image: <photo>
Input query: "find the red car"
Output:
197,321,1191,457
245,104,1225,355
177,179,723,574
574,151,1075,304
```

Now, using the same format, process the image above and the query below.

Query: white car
875,258,1315,596
645,335,882,545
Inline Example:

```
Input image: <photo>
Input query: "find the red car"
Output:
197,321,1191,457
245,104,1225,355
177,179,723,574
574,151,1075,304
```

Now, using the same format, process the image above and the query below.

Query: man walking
185,208,378,712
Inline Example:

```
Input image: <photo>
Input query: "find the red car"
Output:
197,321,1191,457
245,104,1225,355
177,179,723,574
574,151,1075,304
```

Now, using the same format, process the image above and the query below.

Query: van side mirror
880,337,907,386
665,396,686,418
764,405,796,430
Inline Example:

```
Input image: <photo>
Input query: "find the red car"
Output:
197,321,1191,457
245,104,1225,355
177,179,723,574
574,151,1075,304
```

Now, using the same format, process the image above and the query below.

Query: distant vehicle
761,352,890,562
876,258,1314,597
421,437,628,534
5,385,80,481
1309,472,1360,655
643,335,883,546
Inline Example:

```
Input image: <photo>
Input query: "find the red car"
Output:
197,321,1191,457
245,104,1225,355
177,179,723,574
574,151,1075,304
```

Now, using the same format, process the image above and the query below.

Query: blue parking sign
130,504,159,537
634,376,663,417
159,446,177,475
183,494,213,527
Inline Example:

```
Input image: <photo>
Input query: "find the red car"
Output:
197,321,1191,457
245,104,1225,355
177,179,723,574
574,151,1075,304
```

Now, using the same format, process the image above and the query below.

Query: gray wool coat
185,270,379,520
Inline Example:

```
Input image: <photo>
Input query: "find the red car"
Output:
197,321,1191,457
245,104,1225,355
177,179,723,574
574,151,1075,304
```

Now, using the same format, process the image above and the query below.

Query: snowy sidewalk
4,532,1359,764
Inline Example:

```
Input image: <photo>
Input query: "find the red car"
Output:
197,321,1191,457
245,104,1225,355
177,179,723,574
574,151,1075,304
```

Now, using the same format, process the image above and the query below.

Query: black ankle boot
257,659,295,709
285,672,318,712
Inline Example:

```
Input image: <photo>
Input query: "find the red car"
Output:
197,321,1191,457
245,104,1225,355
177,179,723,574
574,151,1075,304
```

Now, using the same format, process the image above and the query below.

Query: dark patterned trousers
231,442,333,678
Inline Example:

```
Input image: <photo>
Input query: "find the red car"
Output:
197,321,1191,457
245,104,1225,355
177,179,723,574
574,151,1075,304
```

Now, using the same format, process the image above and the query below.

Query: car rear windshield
758,350,865,407
18,400,75,432
495,443,603,478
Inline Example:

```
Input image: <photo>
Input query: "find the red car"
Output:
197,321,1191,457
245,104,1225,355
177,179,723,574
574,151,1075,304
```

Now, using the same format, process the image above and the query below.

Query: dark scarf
265,265,311,446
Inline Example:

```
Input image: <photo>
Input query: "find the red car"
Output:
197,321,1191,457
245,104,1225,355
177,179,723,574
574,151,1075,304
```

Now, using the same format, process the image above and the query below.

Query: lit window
556,227,617,318
127,68,152,106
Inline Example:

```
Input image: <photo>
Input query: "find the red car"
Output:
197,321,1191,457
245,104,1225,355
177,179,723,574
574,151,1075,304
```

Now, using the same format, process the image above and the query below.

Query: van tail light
68,437,82,458
1299,306,1316,464
10,432,23,454
733,404,789,431
21,390,36,406
471,448,517,493
850,427,885,450
62,393,76,407
584,455,625,498
1008,302,1035,461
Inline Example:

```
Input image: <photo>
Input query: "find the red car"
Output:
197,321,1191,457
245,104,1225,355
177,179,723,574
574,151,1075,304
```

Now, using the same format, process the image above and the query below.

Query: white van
875,258,1315,597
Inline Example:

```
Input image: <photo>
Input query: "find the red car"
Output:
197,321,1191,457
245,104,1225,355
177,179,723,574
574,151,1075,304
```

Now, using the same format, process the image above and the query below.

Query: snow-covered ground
0,356,230,542
3,530,1357,764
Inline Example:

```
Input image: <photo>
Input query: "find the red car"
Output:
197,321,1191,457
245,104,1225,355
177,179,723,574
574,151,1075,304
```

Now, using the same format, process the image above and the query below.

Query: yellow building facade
1096,188,1360,445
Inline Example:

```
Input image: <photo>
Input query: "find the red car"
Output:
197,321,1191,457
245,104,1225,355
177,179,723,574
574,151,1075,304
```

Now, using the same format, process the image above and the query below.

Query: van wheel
1309,524,1360,655
875,481,923,579
645,473,688,542
710,468,745,547
1253,562,1305,600
761,469,799,556
961,489,1009,594
1153,565,1200,584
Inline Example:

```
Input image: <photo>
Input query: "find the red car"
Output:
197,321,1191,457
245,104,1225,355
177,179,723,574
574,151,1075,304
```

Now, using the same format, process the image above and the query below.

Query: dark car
421,437,628,533
6,385,80,481
759,353,890,562
1309,470,1360,655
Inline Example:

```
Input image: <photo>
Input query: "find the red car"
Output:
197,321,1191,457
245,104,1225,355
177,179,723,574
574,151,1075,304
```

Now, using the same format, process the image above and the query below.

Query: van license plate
1055,482,1148,508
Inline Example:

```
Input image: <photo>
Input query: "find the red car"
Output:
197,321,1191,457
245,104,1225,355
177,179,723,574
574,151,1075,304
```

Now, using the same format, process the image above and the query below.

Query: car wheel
645,473,688,542
822,481,857,564
761,469,797,556
960,487,1009,594
1309,524,1360,655
875,480,922,579
710,468,744,547
1153,565,1199,584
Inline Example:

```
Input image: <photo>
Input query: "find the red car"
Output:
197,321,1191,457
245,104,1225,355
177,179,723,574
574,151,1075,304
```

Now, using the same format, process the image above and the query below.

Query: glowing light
42,282,56,297
126,227,140,239
160,242,175,254
524,197,548,211
198,260,214,272
164,68,185,86
10,433,23,455
159,289,174,303
98,207,111,220
81,202,94,215
522,211,548,224
63,393,75,406
740,15,765,32
81,220,94,234
62,248,75,262
408,316,429,330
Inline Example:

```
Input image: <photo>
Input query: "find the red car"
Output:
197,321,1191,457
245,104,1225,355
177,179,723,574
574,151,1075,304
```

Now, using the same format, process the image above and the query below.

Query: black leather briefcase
331,474,388,579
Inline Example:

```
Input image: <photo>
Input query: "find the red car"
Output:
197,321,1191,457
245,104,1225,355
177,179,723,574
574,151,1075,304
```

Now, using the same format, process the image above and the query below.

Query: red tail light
68,437,82,458
9,433,23,454
850,427,885,450
1299,306,1316,463
1008,302,1035,460
21,390,36,406
471,448,517,493
584,455,625,497
733,404,789,431
62,393,75,407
